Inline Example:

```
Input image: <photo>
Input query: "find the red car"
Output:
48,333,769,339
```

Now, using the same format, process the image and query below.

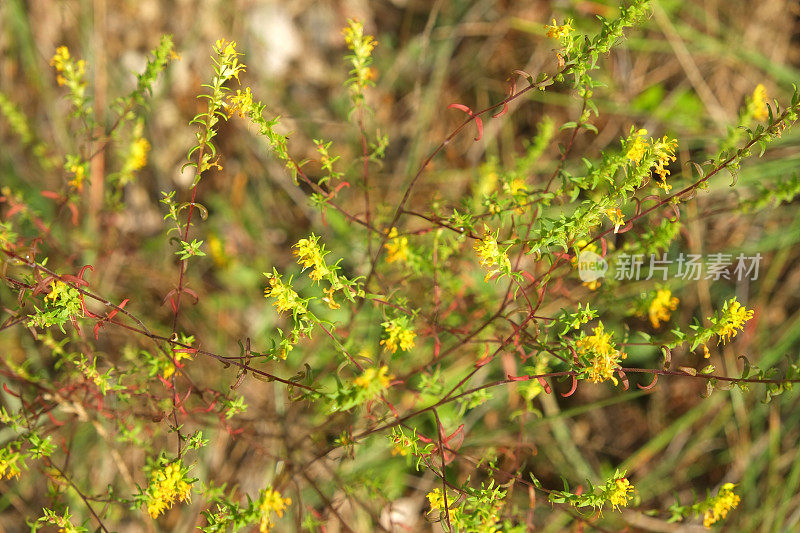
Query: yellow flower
625,128,649,163
752,84,769,121
474,229,511,282
129,138,150,171
651,135,678,192
228,87,255,118
427,488,445,511
606,208,625,233
545,19,574,41
715,298,754,344
258,486,292,533
576,323,626,384
322,287,340,310
380,319,416,354
292,235,330,282
264,273,307,316
0,447,22,480
702,483,740,528
354,365,393,389
504,178,528,196
648,289,679,329
145,460,193,519
385,227,409,264
607,477,634,511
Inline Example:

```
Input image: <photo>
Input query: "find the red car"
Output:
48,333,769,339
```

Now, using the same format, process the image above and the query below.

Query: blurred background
2,0,800,531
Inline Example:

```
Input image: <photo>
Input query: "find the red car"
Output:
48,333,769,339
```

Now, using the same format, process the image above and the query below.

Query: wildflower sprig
668,482,740,528
27,280,84,333
50,46,92,121
328,365,393,412
548,470,635,515
342,19,378,112
380,316,417,354
474,227,513,282
680,297,755,354
574,322,627,385
644,289,679,329
185,39,246,185
135,455,195,519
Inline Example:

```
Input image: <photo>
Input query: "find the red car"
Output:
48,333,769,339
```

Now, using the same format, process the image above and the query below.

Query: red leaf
474,116,483,141
637,373,659,390
536,377,551,394
447,103,473,115
561,374,578,397
492,103,509,118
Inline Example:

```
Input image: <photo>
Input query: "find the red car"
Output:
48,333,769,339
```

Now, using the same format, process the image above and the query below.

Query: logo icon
577,250,608,282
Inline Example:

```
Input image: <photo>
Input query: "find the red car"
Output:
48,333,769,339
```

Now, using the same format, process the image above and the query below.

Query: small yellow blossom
651,135,678,192
606,208,625,233
648,289,679,329
65,156,88,192
228,87,255,118
715,298,754,345
381,319,416,354
292,235,330,282
607,477,634,510
129,138,150,171
576,323,626,384
752,84,769,121
545,19,574,41
144,459,193,519
322,287,341,310
504,178,528,196
46,280,69,302
258,486,292,533
213,39,245,81
0,447,22,480
702,483,740,528
385,227,409,263
474,229,511,282
427,488,445,510
354,365,393,389
625,128,649,163
264,273,307,316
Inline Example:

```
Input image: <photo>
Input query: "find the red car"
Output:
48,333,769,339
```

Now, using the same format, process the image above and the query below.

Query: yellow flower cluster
625,128,649,163
354,365,393,389
648,289,679,328
607,477,634,510
716,298,754,344
702,483,740,528
474,229,511,282
605,208,625,233
625,128,678,192
145,460,192,519
264,273,307,318
385,227,409,264
213,39,245,82
258,486,292,533
751,84,769,122
0,447,22,480
65,155,87,192
46,280,69,302
504,178,528,196
128,138,150,172
380,319,416,354
545,18,574,41
293,235,331,282
576,323,626,384
342,19,378,97
651,136,678,192
228,87,255,118
50,46,86,88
